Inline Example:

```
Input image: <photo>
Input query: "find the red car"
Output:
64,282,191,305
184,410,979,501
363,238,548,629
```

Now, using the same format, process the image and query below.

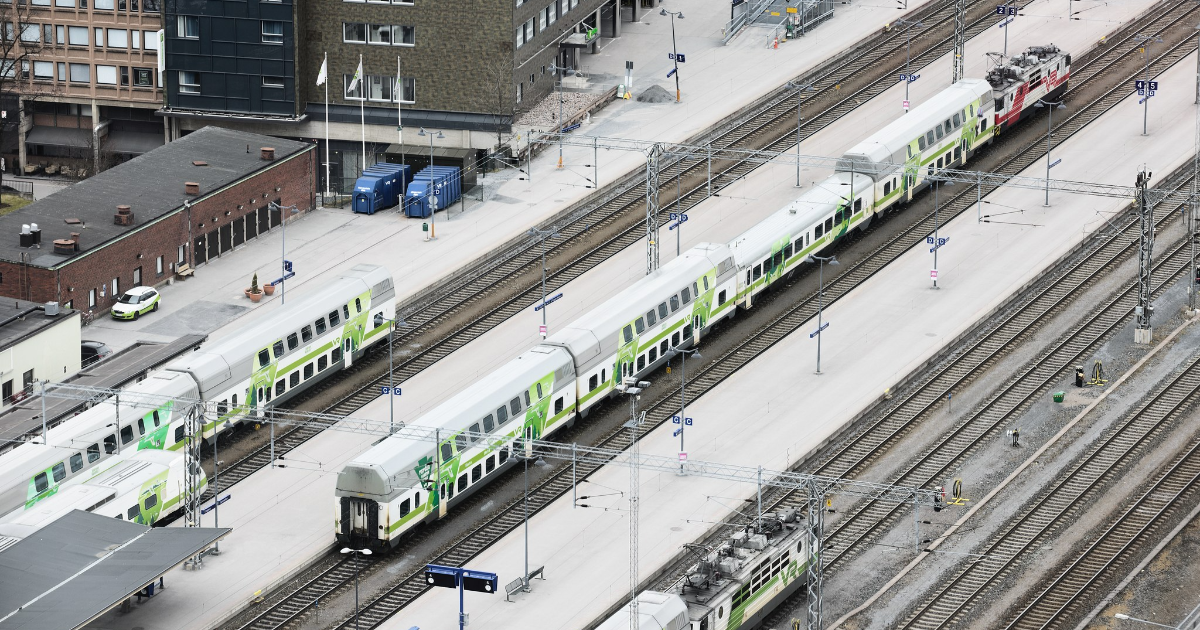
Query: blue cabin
353,163,411,214
405,166,462,218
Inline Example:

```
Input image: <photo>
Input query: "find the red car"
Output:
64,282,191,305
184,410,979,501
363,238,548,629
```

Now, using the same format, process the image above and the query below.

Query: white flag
316,56,327,86
348,57,363,92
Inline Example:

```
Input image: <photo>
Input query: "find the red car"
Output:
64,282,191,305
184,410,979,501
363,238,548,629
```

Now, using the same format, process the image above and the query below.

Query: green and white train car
0,370,199,516
547,243,738,416
0,449,205,550
336,345,576,548
597,510,811,630
164,263,395,438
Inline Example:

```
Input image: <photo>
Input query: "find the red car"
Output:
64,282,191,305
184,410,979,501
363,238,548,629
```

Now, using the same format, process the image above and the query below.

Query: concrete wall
0,311,81,412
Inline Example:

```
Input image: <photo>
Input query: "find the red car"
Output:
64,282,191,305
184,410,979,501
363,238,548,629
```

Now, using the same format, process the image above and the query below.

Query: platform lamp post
931,178,955,289
1113,613,1181,628
1034,99,1066,206
896,19,924,112
549,62,568,169
666,347,700,474
785,80,816,187
806,255,838,374
268,202,300,305
341,547,373,630
418,128,445,239
528,226,561,338
1134,33,1162,135
374,313,408,433
661,9,684,102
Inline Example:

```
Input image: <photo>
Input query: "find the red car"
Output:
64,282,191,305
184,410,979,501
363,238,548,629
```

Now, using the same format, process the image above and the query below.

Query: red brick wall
0,144,316,312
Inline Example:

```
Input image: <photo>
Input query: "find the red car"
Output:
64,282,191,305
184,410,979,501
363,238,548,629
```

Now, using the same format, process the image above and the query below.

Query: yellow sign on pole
770,10,780,15
786,6,798,12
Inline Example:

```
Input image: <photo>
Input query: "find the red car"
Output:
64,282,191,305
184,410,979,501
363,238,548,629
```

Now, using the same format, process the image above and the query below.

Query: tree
0,1,61,194
471,49,515,168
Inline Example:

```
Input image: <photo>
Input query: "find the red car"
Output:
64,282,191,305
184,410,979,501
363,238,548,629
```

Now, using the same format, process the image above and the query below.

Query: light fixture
136,253,143,259
224,210,231,216
238,205,244,210
274,186,281,192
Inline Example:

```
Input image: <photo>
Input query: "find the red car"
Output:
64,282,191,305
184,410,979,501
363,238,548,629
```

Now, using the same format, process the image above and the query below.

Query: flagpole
323,52,330,198
397,55,403,166
359,54,366,175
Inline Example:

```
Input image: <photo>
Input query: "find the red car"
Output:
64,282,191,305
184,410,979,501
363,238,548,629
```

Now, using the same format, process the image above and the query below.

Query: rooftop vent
260,147,275,161
19,224,31,248
70,232,80,250
30,223,40,246
53,239,74,255
114,205,134,226
192,160,208,167
185,182,201,195
64,218,82,225
43,302,58,317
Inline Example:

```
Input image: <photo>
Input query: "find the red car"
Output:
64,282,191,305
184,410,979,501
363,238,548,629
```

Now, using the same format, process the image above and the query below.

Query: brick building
0,126,315,314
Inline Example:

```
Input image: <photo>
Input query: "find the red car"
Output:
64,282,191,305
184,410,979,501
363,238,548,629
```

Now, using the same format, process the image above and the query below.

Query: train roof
841,78,993,167
165,264,392,394
729,173,872,267
596,591,689,630
337,345,574,497
545,244,732,364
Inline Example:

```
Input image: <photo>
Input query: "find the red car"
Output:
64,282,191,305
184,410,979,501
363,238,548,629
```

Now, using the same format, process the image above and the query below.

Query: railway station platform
0,335,205,453
82,7,1179,629
378,49,1200,630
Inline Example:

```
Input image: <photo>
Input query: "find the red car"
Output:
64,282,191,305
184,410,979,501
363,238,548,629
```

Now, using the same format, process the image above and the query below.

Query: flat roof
0,298,76,351
0,126,312,269
0,334,206,452
0,510,228,630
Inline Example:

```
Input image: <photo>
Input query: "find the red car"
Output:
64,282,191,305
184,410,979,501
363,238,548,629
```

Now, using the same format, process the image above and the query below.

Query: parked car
80,340,113,368
110,286,160,321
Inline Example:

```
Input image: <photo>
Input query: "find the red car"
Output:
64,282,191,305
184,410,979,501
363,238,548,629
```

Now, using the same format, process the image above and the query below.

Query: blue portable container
404,166,462,218
352,163,411,214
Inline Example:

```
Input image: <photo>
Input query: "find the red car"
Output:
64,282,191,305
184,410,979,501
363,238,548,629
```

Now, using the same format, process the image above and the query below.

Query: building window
263,75,284,88
343,22,365,43
96,65,117,84
134,67,153,87
548,1,556,24
368,23,391,44
177,245,185,263
395,25,414,45
132,30,140,48
107,28,128,48
156,256,164,276
57,62,65,81
539,6,548,30
69,63,90,83
523,18,534,43
515,25,525,48
343,74,362,99
32,61,52,80
111,278,119,297
177,15,199,38
144,30,158,51
88,289,96,308
261,21,283,44
19,24,40,44
42,24,52,45
120,66,129,85
179,71,199,93
397,77,414,103
94,28,104,47
55,25,64,44
67,26,88,46
54,0,74,7
132,266,141,286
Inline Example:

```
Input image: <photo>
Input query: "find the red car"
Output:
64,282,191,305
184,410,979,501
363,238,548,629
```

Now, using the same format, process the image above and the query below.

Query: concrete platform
86,5,1166,628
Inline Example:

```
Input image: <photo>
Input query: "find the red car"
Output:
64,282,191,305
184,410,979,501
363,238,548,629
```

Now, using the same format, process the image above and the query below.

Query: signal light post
424,564,499,630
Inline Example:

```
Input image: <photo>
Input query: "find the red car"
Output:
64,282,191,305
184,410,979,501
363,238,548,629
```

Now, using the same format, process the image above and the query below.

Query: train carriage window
834,209,844,224
752,265,761,281
672,331,681,346
287,333,299,350
329,310,340,326
588,374,598,391
144,495,157,510
171,428,183,447
273,340,284,357
258,349,270,366
935,125,944,140
510,397,521,416
232,394,238,409
784,243,793,259
355,298,362,313
127,505,140,520
483,414,495,432
936,156,943,169
884,181,892,195
120,425,134,445
622,325,634,344
634,317,645,334
304,363,314,380
682,287,692,304
815,223,824,238
645,309,657,326
216,401,228,416
660,340,669,355
318,356,328,371
497,406,508,424
290,372,300,388
926,130,935,146
471,464,482,483
954,147,961,163
670,295,680,312
524,391,531,406
536,383,543,398
138,418,146,435
486,455,496,473
342,305,350,321
316,318,327,335
702,276,709,290
693,282,701,298
649,347,658,363
718,289,727,305
854,199,862,213
953,113,961,127
683,323,692,339
264,386,272,402
33,472,48,493
469,423,481,443
153,411,160,427
554,397,563,414
658,303,668,318
52,462,66,482
824,218,834,232
301,326,313,343
399,498,411,517
918,136,926,151
332,347,343,363
457,474,468,493
276,380,286,396
637,355,646,371
499,446,509,464
454,433,468,453
440,442,453,461
414,492,421,508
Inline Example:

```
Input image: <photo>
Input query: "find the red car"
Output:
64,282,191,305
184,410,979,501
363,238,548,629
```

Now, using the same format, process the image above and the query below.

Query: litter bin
1052,392,1065,403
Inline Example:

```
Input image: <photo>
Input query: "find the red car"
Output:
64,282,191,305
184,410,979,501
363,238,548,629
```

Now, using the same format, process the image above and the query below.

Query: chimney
53,239,74,255
185,182,201,195
19,224,31,248
260,147,275,161
70,232,80,251
114,205,134,226
30,223,40,245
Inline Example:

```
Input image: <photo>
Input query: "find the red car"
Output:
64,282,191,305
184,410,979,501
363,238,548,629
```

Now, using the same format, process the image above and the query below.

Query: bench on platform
504,565,545,601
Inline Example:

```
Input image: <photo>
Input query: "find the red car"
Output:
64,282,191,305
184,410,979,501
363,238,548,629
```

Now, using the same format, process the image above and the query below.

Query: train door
344,338,353,367
439,482,448,518
692,314,702,344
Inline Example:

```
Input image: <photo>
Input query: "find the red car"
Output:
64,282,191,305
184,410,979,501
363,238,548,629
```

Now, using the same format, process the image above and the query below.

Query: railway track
900,351,1200,628
1002,412,1200,629
209,0,1027,502
228,2,1199,629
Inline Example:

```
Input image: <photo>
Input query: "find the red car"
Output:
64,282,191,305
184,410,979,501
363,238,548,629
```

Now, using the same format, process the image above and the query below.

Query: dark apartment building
160,0,646,193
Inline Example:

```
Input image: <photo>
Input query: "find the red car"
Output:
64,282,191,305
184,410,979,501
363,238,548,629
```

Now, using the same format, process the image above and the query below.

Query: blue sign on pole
201,494,231,514
381,386,403,396
667,68,677,79
997,16,1013,27
809,322,830,338
534,293,564,311
685,417,693,426
676,53,686,63
673,428,682,437
899,73,921,83
1049,158,1061,168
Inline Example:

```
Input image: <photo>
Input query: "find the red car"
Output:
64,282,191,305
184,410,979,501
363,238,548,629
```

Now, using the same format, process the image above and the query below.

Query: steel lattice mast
952,0,966,82
645,144,663,274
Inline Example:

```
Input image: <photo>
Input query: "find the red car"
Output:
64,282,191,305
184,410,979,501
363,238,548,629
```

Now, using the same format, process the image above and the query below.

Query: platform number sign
996,5,1018,15
1135,80,1158,97
380,386,402,396
927,235,949,253
899,73,920,84
668,53,686,63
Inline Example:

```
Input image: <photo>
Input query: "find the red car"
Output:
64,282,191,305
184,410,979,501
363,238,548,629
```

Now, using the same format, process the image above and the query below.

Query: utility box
352,163,411,214
405,166,461,218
